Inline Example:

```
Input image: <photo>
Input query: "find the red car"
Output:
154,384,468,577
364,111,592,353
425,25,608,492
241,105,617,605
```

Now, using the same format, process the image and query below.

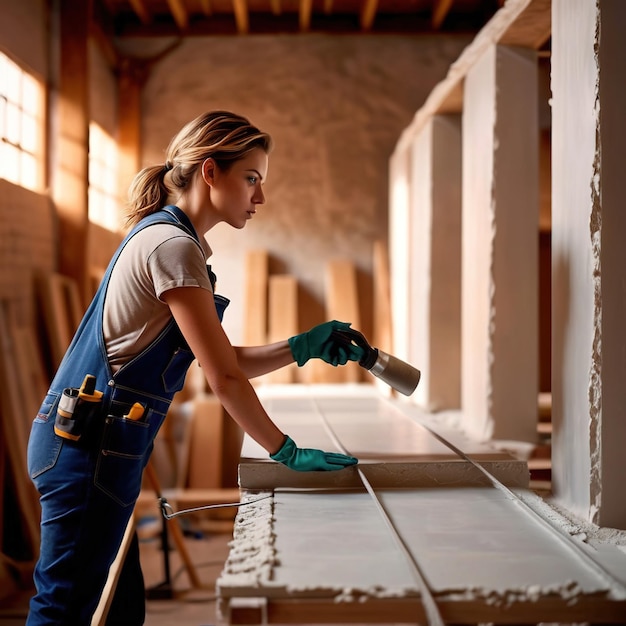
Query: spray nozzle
331,328,421,396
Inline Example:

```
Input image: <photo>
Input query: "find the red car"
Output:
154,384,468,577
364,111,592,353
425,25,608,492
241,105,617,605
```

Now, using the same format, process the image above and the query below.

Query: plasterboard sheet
240,385,527,489
238,459,529,490
246,385,515,460
218,488,626,619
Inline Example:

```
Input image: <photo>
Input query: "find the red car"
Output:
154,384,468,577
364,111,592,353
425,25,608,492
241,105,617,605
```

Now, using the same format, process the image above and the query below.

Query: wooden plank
432,0,453,30
232,0,249,33
360,0,377,31
226,595,626,625
372,239,392,354
0,302,40,559
395,0,551,155
266,275,297,384
0,434,5,555
324,259,361,383
186,394,224,490
240,389,527,489
90,517,135,626
55,0,90,297
11,324,49,422
36,272,84,369
499,0,551,49
243,250,268,346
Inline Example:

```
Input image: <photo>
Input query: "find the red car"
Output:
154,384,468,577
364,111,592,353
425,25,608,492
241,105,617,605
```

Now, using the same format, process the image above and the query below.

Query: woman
26,111,362,624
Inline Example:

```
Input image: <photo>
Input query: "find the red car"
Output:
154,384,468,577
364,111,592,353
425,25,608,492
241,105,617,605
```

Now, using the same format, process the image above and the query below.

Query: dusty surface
220,387,626,623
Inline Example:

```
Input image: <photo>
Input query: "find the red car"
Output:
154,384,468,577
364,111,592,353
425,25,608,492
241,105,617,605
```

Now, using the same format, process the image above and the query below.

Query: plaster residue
435,581,605,608
218,486,626,613
517,489,626,550
216,491,277,591
589,8,603,526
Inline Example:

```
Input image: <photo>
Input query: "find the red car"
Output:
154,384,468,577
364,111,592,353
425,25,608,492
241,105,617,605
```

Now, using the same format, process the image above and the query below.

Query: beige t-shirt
103,223,213,371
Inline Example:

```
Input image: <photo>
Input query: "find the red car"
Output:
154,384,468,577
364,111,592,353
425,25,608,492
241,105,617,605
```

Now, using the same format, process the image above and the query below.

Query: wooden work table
217,385,626,625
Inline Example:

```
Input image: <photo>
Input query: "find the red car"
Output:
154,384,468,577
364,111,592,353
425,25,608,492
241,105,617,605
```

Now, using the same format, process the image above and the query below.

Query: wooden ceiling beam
432,0,454,30
269,0,281,15
233,0,250,34
360,0,378,31
299,0,313,31
167,0,189,30
129,0,151,24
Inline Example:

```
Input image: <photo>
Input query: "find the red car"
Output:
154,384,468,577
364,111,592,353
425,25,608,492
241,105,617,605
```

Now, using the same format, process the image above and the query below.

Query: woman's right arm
162,285,286,455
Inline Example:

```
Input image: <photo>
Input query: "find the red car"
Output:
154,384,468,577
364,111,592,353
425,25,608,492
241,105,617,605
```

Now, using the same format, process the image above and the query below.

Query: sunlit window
89,122,121,232
0,52,45,191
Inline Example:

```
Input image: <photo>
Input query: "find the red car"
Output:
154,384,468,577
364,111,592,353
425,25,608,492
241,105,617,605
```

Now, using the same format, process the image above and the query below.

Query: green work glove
288,320,365,366
270,436,358,471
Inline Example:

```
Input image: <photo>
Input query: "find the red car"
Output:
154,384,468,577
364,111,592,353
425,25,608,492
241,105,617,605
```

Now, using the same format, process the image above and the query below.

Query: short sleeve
147,235,213,300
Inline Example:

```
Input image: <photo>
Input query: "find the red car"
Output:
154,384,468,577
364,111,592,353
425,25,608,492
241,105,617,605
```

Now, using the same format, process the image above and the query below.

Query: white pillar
462,44,539,442
410,115,462,411
389,145,412,372
552,0,626,529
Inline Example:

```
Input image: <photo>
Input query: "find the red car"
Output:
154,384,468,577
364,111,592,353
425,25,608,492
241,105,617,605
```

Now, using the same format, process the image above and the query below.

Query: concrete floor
140,525,232,626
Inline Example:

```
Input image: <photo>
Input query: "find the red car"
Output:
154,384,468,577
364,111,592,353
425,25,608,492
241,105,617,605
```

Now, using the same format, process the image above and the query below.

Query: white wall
552,0,626,529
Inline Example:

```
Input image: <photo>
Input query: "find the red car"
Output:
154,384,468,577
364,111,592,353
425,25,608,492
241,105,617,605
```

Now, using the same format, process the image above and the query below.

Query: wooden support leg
90,516,135,626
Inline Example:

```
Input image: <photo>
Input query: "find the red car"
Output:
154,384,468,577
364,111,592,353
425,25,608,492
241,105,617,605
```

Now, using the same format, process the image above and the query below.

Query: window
0,51,45,191
88,122,121,232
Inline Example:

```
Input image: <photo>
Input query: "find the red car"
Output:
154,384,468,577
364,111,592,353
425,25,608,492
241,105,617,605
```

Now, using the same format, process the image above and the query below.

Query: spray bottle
331,328,421,396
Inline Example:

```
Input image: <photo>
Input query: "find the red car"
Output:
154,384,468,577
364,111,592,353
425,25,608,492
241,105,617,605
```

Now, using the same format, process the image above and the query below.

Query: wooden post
54,0,90,300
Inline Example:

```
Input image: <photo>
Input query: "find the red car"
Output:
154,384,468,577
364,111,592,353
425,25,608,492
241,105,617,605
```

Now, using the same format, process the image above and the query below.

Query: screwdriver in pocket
124,402,145,421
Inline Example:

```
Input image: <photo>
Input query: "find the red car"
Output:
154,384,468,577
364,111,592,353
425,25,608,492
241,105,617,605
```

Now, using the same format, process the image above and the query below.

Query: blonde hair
126,111,273,225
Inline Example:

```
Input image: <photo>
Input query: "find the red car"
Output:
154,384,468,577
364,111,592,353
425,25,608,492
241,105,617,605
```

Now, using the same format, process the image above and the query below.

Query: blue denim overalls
26,206,228,624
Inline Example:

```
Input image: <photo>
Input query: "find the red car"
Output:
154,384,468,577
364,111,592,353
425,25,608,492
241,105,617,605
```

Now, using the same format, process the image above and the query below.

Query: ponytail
125,111,272,227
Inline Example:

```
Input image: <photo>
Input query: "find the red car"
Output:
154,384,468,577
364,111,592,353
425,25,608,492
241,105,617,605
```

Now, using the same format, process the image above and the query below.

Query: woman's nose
253,185,265,204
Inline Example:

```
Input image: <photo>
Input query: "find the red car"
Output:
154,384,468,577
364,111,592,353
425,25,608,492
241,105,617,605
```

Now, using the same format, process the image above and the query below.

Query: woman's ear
201,158,217,186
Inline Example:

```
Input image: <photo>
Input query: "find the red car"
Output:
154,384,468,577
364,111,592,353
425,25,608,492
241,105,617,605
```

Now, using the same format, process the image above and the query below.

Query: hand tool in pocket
54,374,103,441
123,402,145,421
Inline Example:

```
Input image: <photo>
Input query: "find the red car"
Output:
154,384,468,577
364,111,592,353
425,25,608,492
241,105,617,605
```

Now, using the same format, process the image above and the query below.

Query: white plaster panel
490,45,538,442
238,387,527,489
389,146,413,366
220,488,622,612
595,0,626,529
461,44,539,443
409,121,433,409
461,45,497,441
551,0,598,522
428,115,462,411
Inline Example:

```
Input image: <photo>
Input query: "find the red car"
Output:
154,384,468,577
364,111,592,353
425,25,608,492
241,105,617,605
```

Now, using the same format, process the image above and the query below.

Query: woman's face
205,147,269,229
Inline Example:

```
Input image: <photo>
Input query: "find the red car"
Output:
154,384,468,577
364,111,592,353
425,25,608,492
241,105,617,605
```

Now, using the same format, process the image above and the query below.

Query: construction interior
1,0,626,624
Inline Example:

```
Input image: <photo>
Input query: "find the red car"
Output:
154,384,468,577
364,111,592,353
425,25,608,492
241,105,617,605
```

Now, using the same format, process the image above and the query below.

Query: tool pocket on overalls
94,409,162,507
28,392,63,479
53,375,104,444
161,347,195,393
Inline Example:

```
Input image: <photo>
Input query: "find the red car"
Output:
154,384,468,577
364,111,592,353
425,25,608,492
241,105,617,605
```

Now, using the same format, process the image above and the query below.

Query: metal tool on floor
159,493,272,520
144,462,203,599
331,327,421,396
